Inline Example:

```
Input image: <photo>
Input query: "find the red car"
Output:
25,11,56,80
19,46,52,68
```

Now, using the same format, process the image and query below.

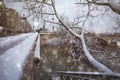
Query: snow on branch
75,0,120,14
50,0,113,73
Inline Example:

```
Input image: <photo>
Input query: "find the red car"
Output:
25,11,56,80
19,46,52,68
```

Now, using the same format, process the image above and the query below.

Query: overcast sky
56,0,78,21
55,0,120,33
4,0,120,33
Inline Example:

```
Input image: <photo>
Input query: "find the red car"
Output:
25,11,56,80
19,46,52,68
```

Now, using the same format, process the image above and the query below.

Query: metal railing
50,71,120,80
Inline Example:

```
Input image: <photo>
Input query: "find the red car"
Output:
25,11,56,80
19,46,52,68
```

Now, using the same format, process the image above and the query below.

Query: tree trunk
80,33,113,73
51,0,113,73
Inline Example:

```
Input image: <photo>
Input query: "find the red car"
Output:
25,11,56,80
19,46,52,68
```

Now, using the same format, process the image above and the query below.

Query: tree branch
51,0,113,73
75,0,120,14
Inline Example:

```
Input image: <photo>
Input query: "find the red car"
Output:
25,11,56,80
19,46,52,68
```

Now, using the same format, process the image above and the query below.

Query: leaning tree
6,0,120,73
38,0,120,73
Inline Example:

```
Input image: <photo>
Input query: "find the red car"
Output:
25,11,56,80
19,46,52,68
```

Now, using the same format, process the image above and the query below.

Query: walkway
0,33,38,80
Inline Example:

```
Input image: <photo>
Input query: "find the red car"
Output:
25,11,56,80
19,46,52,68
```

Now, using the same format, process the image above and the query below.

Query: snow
44,38,61,46
50,75,60,80
0,33,34,48
109,0,120,12
34,34,40,59
4,2,27,16
80,33,113,73
0,1,2,6
51,71,120,77
0,26,3,32
117,41,120,47
0,33,38,80
44,37,70,46
4,0,120,33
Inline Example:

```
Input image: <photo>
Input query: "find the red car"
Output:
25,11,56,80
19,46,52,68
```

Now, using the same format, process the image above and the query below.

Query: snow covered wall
34,34,40,59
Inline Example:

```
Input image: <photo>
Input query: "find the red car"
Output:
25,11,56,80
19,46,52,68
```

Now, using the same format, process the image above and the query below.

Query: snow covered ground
0,33,34,47
0,33,38,80
0,33,37,54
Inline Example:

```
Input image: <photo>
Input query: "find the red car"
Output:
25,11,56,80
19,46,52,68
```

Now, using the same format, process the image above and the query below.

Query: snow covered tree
76,0,120,14
7,0,120,73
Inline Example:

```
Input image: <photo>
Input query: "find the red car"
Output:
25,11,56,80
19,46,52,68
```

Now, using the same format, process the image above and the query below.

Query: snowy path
0,33,38,80
0,33,33,42
0,33,34,55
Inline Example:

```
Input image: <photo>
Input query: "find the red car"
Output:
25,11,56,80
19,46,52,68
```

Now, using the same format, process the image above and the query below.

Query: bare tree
76,0,120,14
20,0,113,73
6,0,120,73
50,0,113,73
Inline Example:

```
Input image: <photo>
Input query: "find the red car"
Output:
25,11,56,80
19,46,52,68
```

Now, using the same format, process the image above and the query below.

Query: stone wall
0,2,32,36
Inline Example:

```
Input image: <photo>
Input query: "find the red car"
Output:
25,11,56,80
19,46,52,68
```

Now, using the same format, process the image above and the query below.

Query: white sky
4,0,120,33
55,0,120,33
55,0,77,21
